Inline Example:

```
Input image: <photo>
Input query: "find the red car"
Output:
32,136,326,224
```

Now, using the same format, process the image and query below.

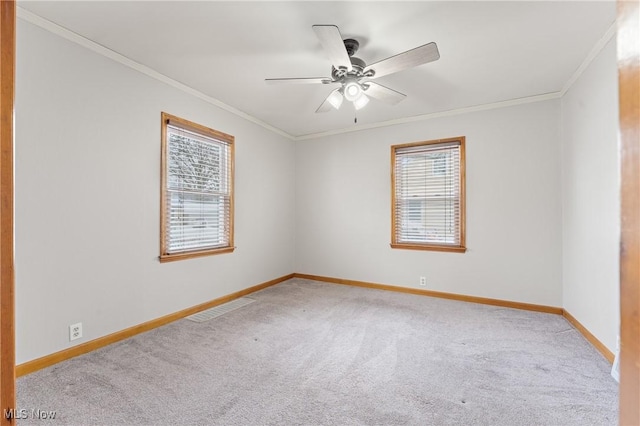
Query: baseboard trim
562,309,615,363
18,272,613,376
294,273,563,315
16,273,295,377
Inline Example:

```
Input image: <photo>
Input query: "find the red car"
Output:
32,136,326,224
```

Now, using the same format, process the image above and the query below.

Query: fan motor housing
349,56,366,71
331,56,366,80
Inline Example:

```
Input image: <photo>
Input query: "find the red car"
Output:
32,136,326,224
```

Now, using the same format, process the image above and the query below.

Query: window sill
390,243,466,253
160,246,235,263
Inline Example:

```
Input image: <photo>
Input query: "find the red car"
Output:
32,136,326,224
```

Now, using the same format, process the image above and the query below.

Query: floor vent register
186,297,256,323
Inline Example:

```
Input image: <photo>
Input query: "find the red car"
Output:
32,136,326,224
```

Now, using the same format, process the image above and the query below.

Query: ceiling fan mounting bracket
343,38,360,57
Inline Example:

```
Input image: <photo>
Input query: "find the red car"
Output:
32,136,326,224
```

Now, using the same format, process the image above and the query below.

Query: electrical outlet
419,276,427,286
69,323,82,341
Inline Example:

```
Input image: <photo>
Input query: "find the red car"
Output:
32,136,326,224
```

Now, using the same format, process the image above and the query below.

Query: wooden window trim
390,136,466,253
159,247,235,263
389,243,467,253
160,112,235,262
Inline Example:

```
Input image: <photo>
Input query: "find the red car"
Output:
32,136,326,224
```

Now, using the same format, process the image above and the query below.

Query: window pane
167,192,229,251
398,198,459,244
167,131,224,193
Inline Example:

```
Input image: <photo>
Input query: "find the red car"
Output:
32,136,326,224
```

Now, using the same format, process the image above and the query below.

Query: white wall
296,100,563,307
15,21,296,364
561,39,619,352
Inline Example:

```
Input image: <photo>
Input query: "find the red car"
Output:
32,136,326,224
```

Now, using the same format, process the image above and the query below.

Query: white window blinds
392,138,465,251
161,114,234,260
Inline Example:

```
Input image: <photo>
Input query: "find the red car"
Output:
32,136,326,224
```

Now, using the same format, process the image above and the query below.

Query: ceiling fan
266,25,440,113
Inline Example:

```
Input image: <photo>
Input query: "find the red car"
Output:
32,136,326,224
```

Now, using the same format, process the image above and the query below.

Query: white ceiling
19,1,616,139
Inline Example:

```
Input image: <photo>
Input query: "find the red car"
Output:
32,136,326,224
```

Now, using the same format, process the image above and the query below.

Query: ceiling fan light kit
353,94,369,110
266,24,440,115
327,89,344,110
343,81,362,101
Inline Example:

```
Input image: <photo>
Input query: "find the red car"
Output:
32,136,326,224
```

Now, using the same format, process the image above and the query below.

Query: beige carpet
17,278,618,425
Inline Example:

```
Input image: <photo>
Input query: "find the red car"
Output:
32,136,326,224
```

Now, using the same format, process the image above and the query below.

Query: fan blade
364,42,439,79
266,77,333,85
316,89,343,113
363,82,406,105
312,25,352,72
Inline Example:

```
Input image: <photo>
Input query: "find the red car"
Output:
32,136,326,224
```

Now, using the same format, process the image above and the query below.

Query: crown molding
560,21,617,96
294,92,562,141
17,7,295,141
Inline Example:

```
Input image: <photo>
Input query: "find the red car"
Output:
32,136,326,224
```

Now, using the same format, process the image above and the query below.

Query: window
160,112,234,262
391,137,466,252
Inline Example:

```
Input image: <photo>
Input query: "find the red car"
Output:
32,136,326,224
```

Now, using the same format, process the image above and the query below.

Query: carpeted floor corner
17,278,618,425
